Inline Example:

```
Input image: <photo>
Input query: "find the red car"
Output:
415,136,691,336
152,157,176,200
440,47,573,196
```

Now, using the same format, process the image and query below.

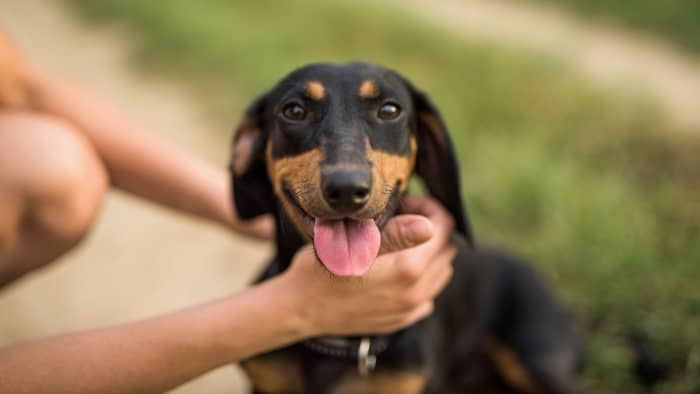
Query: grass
66,0,700,392
535,0,700,53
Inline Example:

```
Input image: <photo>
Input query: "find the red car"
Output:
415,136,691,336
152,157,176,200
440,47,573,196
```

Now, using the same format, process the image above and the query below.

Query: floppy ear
409,85,475,246
229,95,275,219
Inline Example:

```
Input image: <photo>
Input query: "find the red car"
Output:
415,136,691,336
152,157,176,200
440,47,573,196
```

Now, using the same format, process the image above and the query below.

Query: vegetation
67,0,700,392
537,0,700,53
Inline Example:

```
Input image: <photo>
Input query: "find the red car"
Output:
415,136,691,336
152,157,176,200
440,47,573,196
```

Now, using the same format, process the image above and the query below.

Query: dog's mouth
283,184,401,277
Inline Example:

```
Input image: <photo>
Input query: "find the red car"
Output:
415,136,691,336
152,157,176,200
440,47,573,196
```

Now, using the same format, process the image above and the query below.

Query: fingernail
401,219,432,244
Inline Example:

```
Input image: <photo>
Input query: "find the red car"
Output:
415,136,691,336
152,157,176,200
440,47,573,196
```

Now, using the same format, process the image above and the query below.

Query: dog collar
303,336,390,376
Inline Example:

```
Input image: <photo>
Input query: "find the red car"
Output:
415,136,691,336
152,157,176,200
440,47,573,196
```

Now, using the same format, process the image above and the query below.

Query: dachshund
230,62,581,393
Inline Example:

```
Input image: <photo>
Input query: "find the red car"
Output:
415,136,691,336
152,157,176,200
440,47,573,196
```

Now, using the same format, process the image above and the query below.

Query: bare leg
0,112,107,288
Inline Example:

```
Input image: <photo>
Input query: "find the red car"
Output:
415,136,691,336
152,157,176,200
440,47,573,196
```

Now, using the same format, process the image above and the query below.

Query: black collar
303,336,391,376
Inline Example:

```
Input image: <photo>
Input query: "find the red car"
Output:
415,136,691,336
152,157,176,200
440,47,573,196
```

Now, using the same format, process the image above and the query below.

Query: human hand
283,196,457,337
223,186,274,240
230,213,275,241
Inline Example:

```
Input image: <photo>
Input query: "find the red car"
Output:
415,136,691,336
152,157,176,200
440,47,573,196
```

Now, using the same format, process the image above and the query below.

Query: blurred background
1,0,699,392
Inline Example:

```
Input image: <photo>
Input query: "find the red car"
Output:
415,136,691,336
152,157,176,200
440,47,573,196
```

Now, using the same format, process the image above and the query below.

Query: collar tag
357,337,377,376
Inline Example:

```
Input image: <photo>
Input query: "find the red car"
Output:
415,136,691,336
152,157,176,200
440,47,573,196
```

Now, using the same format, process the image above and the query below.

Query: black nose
321,169,371,213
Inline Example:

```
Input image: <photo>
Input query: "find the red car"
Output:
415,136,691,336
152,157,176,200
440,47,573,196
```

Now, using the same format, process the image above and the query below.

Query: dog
230,63,581,393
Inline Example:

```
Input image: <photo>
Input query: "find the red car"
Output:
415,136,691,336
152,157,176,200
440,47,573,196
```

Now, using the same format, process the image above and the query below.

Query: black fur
230,63,581,393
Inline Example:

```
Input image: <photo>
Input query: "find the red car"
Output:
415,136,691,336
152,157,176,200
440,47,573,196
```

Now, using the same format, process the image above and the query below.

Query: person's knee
29,117,107,243
36,162,107,245
0,113,108,247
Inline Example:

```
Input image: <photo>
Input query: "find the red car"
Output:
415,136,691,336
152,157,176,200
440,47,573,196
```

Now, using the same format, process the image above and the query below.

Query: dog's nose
321,169,371,213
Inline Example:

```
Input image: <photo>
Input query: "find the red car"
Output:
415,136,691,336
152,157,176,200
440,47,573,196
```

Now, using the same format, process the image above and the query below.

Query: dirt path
0,1,266,392
397,0,700,131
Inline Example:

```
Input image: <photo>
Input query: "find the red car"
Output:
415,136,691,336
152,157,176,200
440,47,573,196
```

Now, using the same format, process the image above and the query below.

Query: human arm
0,276,304,394
0,28,271,239
0,197,455,393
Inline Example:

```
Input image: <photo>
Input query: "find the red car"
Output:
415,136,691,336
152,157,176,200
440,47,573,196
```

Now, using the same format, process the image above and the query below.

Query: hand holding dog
283,196,457,336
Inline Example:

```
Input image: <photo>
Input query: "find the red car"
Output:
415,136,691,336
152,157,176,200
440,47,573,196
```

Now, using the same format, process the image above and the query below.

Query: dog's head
230,63,472,276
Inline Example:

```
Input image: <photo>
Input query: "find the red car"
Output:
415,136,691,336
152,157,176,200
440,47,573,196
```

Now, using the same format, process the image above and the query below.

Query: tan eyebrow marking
358,80,379,99
304,81,325,100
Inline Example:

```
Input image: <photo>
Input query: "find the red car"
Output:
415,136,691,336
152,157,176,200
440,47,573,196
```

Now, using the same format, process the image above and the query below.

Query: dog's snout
321,168,371,213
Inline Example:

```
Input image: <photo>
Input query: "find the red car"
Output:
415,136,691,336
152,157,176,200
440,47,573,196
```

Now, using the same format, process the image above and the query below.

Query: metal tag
357,337,377,376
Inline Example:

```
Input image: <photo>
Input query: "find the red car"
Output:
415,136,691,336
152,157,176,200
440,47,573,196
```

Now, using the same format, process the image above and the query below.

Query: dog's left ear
406,82,474,246
229,94,276,220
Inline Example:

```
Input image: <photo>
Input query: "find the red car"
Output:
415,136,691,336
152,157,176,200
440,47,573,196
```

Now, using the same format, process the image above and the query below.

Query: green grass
535,0,700,53
66,1,700,392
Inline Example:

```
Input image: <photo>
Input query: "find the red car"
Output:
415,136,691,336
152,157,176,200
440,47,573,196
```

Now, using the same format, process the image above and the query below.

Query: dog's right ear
405,83,475,247
229,95,275,219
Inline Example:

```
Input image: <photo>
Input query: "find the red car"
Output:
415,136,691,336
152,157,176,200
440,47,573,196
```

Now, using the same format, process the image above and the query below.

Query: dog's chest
240,336,434,394
239,254,472,394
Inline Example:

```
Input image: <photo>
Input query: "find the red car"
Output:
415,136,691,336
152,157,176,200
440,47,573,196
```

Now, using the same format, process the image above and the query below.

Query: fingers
235,214,275,240
373,301,435,334
402,196,454,238
401,301,434,327
378,196,456,257
393,242,456,312
288,196,460,337
378,214,433,255
376,197,457,298
398,196,455,261
401,196,446,218
250,215,275,240
372,245,455,333
420,243,457,300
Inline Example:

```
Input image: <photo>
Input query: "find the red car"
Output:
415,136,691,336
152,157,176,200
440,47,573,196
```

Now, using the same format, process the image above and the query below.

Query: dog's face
231,63,472,276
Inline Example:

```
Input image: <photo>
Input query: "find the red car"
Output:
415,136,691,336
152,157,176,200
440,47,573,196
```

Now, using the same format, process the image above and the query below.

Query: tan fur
483,337,541,394
333,370,428,394
266,142,325,239
266,137,417,239
358,80,379,99
304,80,325,100
366,136,416,199
243,355,426,394
241,354,304,393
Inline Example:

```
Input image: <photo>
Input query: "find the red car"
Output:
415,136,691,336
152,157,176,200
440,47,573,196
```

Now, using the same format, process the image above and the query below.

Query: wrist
204,170,235,226
275,270,320,340
202,276,318,362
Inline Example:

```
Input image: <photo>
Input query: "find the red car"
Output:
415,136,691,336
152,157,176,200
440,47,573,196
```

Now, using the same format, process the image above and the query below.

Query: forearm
0,277,310,394
26,68,232,226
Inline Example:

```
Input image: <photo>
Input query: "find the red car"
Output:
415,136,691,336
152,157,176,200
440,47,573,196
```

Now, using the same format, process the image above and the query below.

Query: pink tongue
313,218,381,277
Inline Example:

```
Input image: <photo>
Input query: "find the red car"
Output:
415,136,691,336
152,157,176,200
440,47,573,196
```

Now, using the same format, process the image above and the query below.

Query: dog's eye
282,103,307,121
378,103,401,120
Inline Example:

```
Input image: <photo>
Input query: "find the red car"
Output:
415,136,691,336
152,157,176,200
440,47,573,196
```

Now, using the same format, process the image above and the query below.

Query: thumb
379,214,434,255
